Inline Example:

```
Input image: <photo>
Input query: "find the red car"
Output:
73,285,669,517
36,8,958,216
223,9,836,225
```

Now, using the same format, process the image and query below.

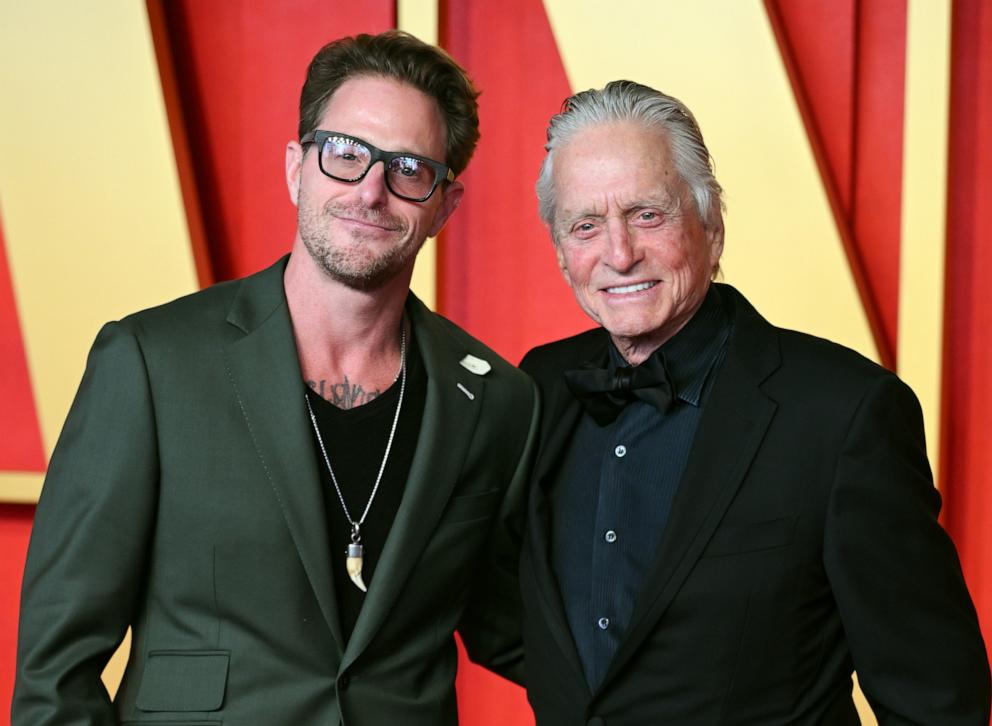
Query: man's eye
393,158,423,177
328,140,364,161
640,211,657,220
576,222,595,233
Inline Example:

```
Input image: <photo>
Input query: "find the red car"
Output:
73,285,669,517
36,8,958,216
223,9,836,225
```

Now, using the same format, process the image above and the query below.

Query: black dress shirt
305,329,427,642
550,284,732,688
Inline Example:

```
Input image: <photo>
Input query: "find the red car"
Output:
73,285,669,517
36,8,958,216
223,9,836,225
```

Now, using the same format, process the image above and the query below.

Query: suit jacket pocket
701,515,796,558
135,650,229,712
443,488,500,525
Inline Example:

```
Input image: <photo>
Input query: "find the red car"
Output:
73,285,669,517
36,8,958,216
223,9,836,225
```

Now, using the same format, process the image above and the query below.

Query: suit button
587,717,606,726
338,674,350,691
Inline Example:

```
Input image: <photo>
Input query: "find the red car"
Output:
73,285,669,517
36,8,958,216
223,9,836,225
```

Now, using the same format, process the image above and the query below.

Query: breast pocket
135,650,229,713
701,515,797,558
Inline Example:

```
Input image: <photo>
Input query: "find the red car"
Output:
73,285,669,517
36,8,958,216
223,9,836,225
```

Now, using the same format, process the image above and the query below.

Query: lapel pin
459,354,491,376
457,383,475,400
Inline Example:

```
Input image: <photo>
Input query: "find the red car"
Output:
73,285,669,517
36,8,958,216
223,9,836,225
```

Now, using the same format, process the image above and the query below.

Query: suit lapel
222,258,344,650
526,331,610,694
597,287,780,692
341,295,484,670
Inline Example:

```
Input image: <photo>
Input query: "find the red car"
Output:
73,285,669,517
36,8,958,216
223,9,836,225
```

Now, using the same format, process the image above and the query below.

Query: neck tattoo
304,326,407,593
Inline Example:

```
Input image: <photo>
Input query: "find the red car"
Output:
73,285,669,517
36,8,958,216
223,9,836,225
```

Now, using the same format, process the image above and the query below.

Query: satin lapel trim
222,271,343,651
342,296,483,669
526,379,590,689
534,331,608,484
597,311,779,693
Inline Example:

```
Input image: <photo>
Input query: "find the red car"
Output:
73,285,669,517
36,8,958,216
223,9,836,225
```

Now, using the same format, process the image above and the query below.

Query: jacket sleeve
12,322,159,726
457,376,540,686
824,374,991,725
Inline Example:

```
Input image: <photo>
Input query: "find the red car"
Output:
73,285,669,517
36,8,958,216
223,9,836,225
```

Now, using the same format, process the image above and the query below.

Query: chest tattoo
307,376,382,409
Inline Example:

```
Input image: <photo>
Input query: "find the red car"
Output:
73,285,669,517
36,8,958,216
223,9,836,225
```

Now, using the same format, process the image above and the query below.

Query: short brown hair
298,30,480,177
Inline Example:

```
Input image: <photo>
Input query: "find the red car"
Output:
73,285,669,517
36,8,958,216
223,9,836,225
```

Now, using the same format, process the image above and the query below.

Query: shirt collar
606,283,731,407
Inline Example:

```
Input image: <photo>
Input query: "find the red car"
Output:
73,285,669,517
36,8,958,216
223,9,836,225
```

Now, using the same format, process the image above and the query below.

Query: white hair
536,80,724,240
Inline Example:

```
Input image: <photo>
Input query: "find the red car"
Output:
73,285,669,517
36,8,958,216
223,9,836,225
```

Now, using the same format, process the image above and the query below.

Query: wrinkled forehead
554,124,684,201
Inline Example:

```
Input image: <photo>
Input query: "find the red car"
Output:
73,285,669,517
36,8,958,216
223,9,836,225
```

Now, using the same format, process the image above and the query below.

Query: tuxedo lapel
222,259,344,650
341,295,485,670
526,400,588,690
525,331,610,693
598,286,781,692
532,330,609,490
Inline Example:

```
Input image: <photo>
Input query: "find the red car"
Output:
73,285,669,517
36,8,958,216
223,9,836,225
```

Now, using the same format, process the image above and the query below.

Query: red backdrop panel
765,0,907,369
438,3,579,723
0,214,45,472
157,0,395,282
942,0,992,669
439,0,589,367
849,1,907,368
0,505,35,722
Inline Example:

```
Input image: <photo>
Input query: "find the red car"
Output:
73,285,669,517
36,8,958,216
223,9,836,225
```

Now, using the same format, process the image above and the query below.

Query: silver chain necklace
304,327,407,593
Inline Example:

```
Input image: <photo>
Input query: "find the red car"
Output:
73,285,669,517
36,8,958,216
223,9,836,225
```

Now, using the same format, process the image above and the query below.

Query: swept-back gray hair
536,80,724,239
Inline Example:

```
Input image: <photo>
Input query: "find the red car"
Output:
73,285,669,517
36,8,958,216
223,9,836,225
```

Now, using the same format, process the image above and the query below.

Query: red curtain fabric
439,0,590,366
154,0,395,282
942,0,992,670
765,0,907,369
0,218,45,472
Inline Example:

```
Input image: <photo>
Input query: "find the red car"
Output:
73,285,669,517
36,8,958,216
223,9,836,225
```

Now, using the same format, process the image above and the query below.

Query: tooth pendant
346,542,368,592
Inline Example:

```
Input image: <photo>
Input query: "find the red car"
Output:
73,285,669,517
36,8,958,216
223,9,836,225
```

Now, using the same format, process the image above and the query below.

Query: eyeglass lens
320,135,439,201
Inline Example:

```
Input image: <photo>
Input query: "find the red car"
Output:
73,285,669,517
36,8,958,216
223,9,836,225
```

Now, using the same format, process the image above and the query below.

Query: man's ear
555,242,573,287
706,214,725,273
427,181,464,238
285,141,304,206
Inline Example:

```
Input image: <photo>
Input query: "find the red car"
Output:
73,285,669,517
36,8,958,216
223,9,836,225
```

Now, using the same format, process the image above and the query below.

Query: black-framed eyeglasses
300,130,454,203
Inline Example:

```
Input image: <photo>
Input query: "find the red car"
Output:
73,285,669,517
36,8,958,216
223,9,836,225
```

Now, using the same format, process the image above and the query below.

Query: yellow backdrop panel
898,0,951,476
544,0,878,364
399,0,439,309
0,1,198,502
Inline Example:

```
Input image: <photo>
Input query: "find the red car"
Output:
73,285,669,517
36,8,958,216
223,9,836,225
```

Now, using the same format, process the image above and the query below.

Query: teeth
606,281,657,294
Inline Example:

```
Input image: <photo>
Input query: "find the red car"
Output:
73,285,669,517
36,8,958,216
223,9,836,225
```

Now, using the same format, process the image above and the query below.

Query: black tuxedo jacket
519,284,989,725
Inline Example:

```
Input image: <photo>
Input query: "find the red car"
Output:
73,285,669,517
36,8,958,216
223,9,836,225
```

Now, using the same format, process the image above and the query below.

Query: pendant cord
304,327,407,541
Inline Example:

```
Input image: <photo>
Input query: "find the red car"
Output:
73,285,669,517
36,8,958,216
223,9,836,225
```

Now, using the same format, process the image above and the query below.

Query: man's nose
356,160,390,207
604,218,639,272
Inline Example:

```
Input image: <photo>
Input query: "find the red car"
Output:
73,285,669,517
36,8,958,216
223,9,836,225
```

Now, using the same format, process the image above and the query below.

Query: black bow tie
564,351,675,425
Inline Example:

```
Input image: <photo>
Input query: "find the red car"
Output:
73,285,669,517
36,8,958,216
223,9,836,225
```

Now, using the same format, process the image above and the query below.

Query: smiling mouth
338,216,397,232
605,281,659,294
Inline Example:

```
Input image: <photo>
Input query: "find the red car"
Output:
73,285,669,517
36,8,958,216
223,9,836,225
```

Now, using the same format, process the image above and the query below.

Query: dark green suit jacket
13,257,538,726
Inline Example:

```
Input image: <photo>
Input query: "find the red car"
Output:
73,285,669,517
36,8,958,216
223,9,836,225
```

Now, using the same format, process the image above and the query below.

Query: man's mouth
605,281,658,294
338,215,396,231
325,202,401,232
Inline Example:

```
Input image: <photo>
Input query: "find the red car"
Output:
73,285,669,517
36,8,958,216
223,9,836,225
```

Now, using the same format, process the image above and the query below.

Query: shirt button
597,617,610,630
614,445,627,457
605,530,617,543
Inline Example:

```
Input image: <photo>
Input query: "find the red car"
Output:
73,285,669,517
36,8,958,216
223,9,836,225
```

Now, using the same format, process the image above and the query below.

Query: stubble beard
298,195,420,292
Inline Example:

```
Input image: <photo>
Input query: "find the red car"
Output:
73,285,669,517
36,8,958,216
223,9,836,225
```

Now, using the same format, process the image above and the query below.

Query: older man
519,80,989,725
13,31,536,726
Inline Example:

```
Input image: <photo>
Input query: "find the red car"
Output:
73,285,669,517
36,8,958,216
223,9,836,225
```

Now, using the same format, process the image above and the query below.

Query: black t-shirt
304,328,426,642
